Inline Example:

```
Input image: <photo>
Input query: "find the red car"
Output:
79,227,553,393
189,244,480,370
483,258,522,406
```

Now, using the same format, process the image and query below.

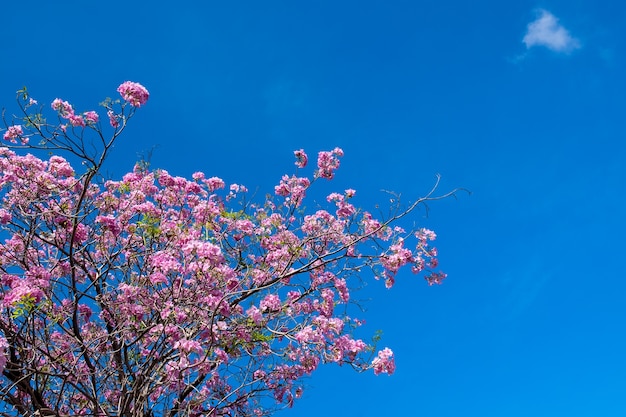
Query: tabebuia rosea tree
0,83,460,417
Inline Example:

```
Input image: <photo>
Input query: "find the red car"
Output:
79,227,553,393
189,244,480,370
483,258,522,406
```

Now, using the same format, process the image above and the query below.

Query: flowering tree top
0,82,462,417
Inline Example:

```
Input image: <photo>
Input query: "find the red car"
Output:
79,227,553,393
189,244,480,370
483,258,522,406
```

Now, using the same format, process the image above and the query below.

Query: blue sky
2,1,625,416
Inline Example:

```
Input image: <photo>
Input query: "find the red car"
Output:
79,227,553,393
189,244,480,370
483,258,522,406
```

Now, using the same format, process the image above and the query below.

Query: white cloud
523,10,580,53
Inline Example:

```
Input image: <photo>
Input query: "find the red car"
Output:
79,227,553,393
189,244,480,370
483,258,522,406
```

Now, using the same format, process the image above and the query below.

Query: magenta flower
3,279,44,308
371,347,395,375
51,98,74,117
117,81,150,107
260,294,281,312
68,114,86,127
107,110,119,128
294,149,308,168
0,209,10,224
317,147,344,179
274,175,310,206
83,111,99,124
3,125,23,143
206,176,225,191
0,336,7,374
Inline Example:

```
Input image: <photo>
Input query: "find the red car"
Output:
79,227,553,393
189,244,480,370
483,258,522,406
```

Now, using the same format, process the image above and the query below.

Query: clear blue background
1,1,625,416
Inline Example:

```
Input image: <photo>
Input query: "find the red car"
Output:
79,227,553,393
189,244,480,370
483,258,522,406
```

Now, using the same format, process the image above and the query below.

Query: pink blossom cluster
317,147,344,179
83,110,99,124
326,191,357,218
117,81,150,107
2,125,25,144
51,98,99,127
274,174,311,206
1,274,45,308
51,98,74,117
371,347,396,375
294,149,308,168
107,110,119,128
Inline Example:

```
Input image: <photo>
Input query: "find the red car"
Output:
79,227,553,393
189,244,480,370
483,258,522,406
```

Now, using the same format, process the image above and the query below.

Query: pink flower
260,294,281,312
316,147,343,179
107,110,119,128
371,347,395,375
3,278,45,308
274,175,310,206
117,81,150,107
416,228,437,242
206,176,225,191
230,184,248,193
381,239,414,275
295,326,321,344
48,155,75,177
0,209,11,224
0,336,7,374
83,111,99,124
214,347,229,363
246,305,263,324
3,125,23,144
78,304,92,322
294,149,308,168
51,98,75,117
68,114,86,127
174,339,202,354
325,193,356,218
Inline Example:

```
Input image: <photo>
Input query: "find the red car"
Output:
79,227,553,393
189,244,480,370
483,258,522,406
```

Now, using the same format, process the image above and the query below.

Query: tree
0,83,460,417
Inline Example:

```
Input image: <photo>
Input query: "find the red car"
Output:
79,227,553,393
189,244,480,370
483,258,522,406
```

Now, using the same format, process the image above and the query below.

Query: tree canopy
0,83,459,417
